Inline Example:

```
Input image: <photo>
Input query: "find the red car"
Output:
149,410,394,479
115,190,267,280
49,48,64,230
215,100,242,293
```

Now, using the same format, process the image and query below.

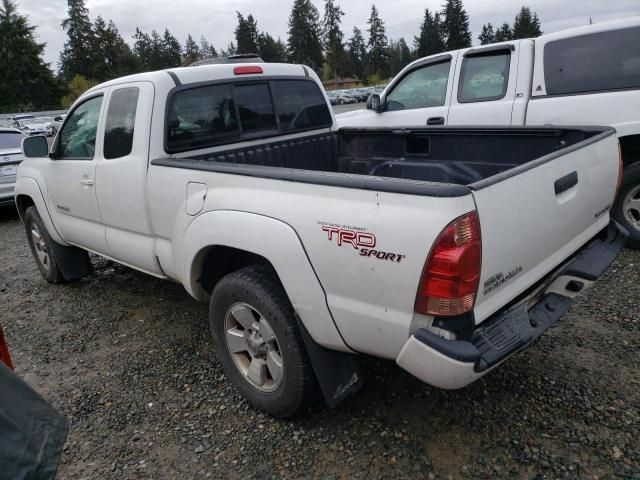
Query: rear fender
182,210,350,353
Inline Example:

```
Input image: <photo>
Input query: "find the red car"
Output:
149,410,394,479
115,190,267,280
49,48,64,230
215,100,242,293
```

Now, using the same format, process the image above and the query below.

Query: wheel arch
14,177,68,245
182,210,350,353
619,133,640,168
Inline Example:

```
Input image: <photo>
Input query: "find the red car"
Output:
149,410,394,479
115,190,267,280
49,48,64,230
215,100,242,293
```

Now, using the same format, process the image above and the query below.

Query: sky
17,0,640,70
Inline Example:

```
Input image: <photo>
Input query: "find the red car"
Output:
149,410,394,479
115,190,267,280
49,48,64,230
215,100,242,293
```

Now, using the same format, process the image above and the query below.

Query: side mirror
366,93,383,113
22,135,49,158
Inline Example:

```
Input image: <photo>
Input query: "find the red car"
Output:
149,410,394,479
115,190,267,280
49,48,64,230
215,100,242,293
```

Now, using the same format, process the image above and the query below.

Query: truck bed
169,126,611,191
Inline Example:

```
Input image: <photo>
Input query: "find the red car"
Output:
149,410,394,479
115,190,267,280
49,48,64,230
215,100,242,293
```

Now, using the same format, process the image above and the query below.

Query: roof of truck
87,63,313,93
537,16,640,43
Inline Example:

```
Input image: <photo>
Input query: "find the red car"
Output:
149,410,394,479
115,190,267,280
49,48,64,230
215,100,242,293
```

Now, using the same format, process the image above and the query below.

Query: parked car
16,118,53,136
50,114,66,136
17,61,625,417
337,17,640,247
326,91,339,106
10,114,34,125
0,127,26,207
351,88,370,102
333,90,357,104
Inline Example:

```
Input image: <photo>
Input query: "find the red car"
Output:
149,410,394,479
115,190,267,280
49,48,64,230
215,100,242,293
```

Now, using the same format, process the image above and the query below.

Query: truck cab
338,18,640,245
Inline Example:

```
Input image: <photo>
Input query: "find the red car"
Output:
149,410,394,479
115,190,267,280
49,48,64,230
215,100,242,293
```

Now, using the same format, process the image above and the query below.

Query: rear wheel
613,163,640,249
209,265,320,417
24,206,66,283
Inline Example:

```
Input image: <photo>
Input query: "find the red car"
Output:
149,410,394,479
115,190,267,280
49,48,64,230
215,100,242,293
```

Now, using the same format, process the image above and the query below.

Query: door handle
427,116,445,126
80,178,94,186
554,171,578,195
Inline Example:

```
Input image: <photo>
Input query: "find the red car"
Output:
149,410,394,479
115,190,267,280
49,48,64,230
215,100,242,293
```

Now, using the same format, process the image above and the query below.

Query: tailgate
471,128,619,323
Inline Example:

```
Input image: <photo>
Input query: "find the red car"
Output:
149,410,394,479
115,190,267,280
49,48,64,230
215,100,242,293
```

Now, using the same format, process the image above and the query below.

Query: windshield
0,132,24,149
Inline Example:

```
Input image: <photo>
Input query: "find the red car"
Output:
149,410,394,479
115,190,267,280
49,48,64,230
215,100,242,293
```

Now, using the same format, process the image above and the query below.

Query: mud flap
295,316,363,408
49,241,93,281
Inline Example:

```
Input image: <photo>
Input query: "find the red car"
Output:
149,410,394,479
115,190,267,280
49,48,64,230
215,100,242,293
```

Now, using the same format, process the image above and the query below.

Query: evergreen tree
414,9,445,58
287,0,323,72
149,30,165,69
512,7,542,39
162,29,182,67
478,22,496,45
92,17,138,81
235,12,259,54
389,37,411,75
0,0,61,111
495,22,513,42
59,0,95,81
134,27,181,70
440,0,471,49
347,26,366,80
199,36,217,59
220,42,237,57
322,0,348,78
366,4,389,79
133,28,153,70
183,34,200,65
257,33,287,62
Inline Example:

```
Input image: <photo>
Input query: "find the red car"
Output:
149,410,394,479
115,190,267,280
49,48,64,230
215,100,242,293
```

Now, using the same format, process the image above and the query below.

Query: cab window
458,51,511,103
544,26,640,95
58,95,103,159
104,87,139,159
166,84,239,153
386,60,451,111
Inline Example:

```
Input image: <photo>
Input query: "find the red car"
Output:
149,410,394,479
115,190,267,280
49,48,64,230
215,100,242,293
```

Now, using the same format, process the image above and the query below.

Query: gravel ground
1,205,639,479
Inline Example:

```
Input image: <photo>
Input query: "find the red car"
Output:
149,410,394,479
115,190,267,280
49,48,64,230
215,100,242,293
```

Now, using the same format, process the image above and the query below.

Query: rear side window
166,79,333,153
0,132,23,149
104,87,139,159
271,80,332,131
167,84,239,152
458,51,510,103
544,27,640,95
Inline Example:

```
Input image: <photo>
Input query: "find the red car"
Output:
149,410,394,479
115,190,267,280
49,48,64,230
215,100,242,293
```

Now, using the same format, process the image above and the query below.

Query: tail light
415,211,482,317
233,65,263,75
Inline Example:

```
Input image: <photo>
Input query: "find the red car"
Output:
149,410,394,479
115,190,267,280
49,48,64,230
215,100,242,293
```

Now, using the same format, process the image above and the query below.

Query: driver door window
386,61,451,111
58,95,103,159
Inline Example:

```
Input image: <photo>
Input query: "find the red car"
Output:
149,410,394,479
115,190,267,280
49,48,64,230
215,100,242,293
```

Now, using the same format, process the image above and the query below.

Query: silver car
16,118,53,137
0,127,26,207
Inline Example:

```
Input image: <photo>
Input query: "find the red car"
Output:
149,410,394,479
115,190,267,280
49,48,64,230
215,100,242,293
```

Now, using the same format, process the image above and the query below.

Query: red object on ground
0,322,13,370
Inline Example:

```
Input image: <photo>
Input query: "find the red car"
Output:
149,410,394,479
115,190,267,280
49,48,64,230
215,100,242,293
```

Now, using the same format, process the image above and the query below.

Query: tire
24,206,66,283
612,162,640,249
209,265,320,417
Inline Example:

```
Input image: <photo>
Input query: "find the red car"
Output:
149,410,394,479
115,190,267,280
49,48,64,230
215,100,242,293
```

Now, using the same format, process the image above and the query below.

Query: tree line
0,0,543,112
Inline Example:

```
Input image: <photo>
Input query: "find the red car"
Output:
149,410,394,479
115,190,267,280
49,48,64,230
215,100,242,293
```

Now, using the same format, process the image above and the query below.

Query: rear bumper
396,220,627,389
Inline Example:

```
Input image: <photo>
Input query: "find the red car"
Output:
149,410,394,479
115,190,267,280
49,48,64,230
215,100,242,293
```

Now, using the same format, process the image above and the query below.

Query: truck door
368,53,457,127
43,91,108,253
93,82,163,276
447,44,519,125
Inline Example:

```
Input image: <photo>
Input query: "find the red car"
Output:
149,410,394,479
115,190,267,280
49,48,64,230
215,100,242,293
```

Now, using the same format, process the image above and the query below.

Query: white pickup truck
338,18,640,248
16,62,626,417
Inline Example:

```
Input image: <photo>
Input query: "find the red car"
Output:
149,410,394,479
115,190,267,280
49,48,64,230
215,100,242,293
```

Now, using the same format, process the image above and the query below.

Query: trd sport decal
318,222,406,263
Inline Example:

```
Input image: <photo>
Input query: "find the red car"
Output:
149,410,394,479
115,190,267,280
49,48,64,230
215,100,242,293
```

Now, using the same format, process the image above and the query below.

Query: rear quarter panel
147,164,476,359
